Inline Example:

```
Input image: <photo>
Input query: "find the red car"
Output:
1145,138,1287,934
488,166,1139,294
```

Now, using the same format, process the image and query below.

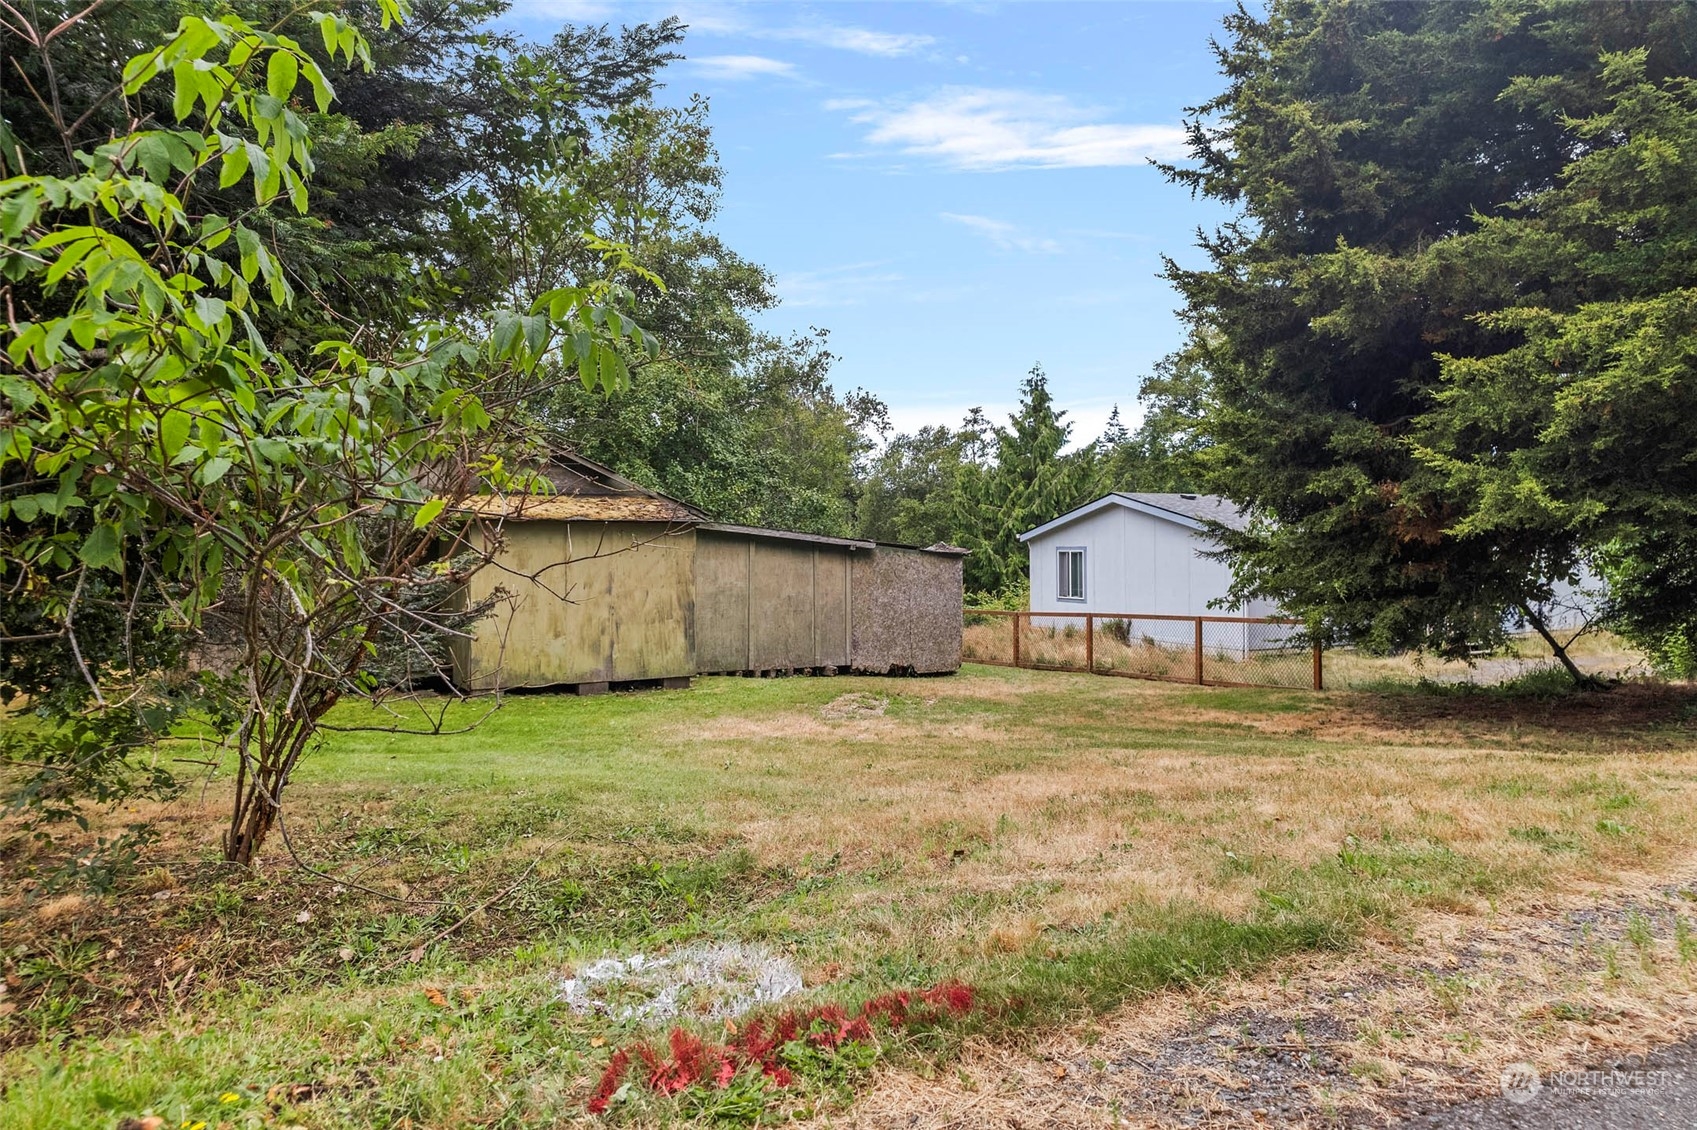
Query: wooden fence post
1085,614,1094,673
1312,636,1323,691
1193,617,1204,685
1012,612,1022,668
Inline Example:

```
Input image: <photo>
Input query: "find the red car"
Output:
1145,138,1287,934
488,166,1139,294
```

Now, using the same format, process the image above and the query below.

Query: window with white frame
1057,547,1086,601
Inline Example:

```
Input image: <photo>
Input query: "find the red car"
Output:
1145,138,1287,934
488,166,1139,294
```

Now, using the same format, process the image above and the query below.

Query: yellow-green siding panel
691,531,852,671
693,532,753,672
459,521,695,689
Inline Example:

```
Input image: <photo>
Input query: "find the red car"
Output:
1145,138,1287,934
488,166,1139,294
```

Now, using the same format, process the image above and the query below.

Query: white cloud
507,2,934,59
666,4,746,35
842,87,1189,171
941,212,1062,254
688,54,799,81
766,23,935,57
774,262,905,308
667,7,934,57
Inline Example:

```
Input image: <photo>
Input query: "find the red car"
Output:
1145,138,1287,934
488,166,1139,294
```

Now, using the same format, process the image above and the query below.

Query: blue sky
504,1,1238,446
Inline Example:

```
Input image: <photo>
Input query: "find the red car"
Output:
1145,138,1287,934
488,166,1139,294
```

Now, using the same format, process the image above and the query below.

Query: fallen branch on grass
374,857,541,975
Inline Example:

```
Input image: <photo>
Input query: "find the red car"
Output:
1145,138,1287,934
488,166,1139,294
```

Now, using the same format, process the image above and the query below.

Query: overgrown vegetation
5,669,1696,1125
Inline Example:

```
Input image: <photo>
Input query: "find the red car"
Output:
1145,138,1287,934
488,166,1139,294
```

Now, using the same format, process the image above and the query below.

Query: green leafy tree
855,425,972,547
517,93,887,534
1154,0,1697,676
0,0,682,347
1096,351,1211,496
0,2,652,863
554,330,887,534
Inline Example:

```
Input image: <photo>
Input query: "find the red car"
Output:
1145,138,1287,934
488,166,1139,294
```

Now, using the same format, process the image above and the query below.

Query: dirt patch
821,693,890,720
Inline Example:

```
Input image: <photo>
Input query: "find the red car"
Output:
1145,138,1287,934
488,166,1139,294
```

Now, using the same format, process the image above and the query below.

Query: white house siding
1027,505,1238,618
1528,564,1605,632
1024,503,1289,658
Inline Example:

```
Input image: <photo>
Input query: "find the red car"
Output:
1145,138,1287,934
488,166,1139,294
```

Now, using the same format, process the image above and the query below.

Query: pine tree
1153,0,1697,669
1099,407,1130,449
1410,51,1697,679
955,367,1096,594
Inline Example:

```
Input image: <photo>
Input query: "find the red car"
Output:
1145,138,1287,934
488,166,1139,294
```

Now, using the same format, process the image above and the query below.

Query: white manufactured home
1019,492,1288,654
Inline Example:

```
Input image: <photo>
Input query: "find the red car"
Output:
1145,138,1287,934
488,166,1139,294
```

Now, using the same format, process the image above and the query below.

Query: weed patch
587,981,975,1118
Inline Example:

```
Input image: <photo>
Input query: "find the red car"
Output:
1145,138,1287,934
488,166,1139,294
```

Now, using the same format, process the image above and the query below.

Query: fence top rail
964,608,1303,627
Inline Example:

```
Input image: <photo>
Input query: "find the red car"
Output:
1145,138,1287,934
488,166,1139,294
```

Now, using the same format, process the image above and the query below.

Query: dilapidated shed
851,542,968,675
452,455,967,691
691,527,966,677
452,455,703,692
693,525,866,674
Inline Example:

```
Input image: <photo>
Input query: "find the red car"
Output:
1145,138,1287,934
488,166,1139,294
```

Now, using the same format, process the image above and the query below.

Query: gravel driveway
1394,1038,1697,1128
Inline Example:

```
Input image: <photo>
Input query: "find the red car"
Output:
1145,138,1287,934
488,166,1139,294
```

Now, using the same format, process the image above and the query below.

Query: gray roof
697,524,970,555
1115,493,1246,531
697,523,876,549
1018,491,1247,542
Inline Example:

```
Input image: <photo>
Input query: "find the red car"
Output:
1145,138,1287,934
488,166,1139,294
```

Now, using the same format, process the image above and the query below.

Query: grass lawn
4,665,1697,1127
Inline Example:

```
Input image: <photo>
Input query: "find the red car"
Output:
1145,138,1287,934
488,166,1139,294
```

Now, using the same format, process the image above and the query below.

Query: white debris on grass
556,941,804,1022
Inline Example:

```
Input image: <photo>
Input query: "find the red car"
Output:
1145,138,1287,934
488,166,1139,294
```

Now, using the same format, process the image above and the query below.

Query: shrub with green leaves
0,2,653,864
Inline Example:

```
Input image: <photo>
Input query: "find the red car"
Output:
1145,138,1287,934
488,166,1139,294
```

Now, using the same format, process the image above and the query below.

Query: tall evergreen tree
954,367,1097,594
1154,0,1697,670
1408,50,1697,677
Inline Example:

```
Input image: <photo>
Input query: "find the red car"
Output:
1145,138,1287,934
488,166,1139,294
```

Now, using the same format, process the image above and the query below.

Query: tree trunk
1518,602,1601,690
222,706,324,864
224,785,278,866
223,726,285,865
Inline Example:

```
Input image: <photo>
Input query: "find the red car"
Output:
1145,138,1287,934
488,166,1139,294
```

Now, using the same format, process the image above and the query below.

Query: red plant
638,1028,736,1095
586,1048,632,1115
585,980,978,1115
732,1018,794,1084
923,979,976,1016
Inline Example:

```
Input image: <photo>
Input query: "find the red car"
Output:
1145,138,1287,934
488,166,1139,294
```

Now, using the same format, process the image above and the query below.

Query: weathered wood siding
850,546,964,674
693,530,851,671
458,520,695,690
693,532,751,672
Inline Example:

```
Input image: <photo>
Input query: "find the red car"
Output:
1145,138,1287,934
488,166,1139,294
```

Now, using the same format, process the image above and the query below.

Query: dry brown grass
962,620,1301,685
963,620,1654,691
636,669,1697,993
834,868,1697,1129
9,666,1697,1128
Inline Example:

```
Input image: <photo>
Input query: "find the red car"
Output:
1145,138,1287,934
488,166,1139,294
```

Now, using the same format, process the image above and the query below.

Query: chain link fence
962,610,1320,690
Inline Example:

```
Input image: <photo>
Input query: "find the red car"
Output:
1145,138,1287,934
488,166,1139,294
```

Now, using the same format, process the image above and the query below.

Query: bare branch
63,567,106,707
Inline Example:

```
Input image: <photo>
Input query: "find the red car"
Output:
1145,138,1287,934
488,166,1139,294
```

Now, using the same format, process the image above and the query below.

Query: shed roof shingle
456,495,699,523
